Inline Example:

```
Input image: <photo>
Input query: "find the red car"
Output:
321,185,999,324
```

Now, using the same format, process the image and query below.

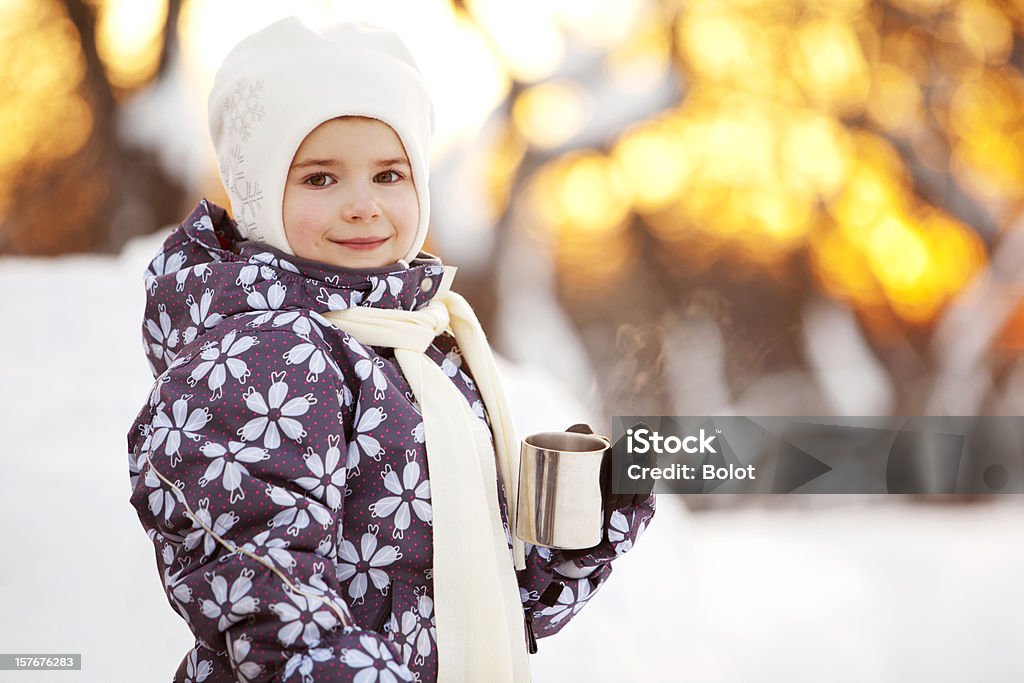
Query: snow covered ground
1,234,1021,682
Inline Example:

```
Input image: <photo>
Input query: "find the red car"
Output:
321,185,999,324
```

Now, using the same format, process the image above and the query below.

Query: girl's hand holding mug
515,422,655,558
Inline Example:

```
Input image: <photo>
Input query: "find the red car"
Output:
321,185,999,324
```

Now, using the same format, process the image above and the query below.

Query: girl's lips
330,237,389,251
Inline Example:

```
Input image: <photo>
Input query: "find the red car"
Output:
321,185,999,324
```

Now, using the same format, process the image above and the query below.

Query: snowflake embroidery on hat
219,79,266,236
221,144,264,235
224,79,265,142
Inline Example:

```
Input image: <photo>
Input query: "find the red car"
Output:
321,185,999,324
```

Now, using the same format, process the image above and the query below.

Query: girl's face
283,117,419,269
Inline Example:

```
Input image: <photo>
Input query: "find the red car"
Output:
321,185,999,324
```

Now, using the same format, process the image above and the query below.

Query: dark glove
558,422,654,561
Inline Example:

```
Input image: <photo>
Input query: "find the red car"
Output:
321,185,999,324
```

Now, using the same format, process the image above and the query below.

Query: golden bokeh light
432,9,512,156
947,67,1024,200
484,123,526,220
612,118,691,214
512,80,588,149
548,0,644,49
0,0,91,216
867,214,930,295
688,95,777,185
830,165,906,240
865,62,923,133
557,225,637,298
948,68,1023,133
604,5,670,93
464,0,564,82
880,29,930,81
790,18,871,113
645,200,697,245
888,0,953,14
954,0,1013,64
746,181,815,244
812,0,869,16
811,227,886,306
952,129,1023,200
510,0,1002,326
815,191,985,324
828,131,910,233
780,110,854,198
920,208,986,296
96,0,167,90
528,151,631,240
34,93,94,160
677,7,776,91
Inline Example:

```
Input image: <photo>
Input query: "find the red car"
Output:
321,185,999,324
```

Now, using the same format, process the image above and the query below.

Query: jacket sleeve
515,494,656,639
128,327,413,683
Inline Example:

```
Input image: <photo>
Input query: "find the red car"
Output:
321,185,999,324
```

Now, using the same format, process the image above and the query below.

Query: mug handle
566,423,611,453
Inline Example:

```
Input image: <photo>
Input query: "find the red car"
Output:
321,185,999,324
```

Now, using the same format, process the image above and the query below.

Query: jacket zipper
524,611,538,654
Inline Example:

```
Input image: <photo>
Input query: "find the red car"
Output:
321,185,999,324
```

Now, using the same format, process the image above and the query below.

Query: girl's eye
375,170,404,183
306,173,334,187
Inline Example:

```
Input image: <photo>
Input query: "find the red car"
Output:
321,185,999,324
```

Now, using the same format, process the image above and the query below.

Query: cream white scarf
322,266,530,683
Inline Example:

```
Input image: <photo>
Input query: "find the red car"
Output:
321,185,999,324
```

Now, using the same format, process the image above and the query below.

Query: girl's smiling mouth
329,236,390,250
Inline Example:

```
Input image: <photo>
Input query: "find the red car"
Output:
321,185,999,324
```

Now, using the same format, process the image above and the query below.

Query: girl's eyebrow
290,157,411,170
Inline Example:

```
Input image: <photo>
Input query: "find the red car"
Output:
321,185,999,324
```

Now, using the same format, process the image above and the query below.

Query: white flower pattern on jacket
183,287,224,344
146,303,181,367
200,569,260,631
369,452,432,539
387,589,437,666
269,584,341,648
198,440,269,503
183,646,213,683
151,395,209,466
295,435,347,510
347,402,387,476
239,372,317,449
187,329,258,399
267,484,333,537
183,498,240,559
336,525,402,605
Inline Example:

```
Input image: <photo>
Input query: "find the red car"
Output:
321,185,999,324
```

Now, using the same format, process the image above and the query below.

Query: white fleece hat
208,17,434,262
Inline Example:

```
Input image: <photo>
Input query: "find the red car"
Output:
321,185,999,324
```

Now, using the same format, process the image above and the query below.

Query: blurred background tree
0,0,187,254
3,0,1024,428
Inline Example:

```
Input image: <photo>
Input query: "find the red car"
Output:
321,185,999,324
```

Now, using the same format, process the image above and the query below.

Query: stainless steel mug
515,431,610,549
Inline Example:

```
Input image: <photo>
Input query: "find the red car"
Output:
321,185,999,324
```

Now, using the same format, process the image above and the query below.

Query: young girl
128,18,655,683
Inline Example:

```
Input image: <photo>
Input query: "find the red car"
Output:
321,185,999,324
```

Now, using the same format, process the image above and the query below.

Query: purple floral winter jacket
127,200,655,683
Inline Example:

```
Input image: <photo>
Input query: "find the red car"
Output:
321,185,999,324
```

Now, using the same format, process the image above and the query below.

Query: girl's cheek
402,192,419,229
289,198,329,231
284,206,326,255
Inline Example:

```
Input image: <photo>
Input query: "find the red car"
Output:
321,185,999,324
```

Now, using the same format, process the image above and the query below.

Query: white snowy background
0,233,1022,682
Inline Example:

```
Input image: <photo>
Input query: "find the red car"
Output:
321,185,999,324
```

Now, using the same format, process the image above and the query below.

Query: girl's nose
342,190,381,223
